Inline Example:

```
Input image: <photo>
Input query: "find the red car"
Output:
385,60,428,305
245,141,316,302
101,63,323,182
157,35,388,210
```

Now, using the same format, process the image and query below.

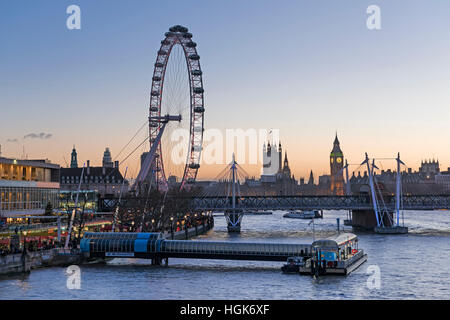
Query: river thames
1,210,449,300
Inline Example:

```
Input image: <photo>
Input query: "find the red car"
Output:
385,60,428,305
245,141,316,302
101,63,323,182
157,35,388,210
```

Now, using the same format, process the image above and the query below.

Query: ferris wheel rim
149,26,205,190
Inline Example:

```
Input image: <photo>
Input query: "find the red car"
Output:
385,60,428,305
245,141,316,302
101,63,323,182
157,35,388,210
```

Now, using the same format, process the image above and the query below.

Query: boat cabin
299,233,367,276
312,233,359,264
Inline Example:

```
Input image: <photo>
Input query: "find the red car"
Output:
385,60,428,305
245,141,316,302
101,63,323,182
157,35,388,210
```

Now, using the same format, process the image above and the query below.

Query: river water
1,210,449,300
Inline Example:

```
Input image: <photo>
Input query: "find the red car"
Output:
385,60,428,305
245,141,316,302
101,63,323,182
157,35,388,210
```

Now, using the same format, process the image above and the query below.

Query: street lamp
170,217,174,239
22,230,28,252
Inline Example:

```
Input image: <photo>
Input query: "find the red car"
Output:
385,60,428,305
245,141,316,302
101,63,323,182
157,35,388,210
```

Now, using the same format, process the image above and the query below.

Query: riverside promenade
0,218,214,276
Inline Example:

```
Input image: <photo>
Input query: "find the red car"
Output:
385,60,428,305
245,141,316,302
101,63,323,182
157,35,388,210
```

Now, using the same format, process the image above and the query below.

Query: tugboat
299,233,367,276
281,256,305,273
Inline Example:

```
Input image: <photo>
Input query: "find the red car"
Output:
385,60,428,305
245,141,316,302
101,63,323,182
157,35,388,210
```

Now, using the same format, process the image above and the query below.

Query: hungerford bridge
188,194,450,212
187,194,450,212
101,195,450,227
101,194,450,221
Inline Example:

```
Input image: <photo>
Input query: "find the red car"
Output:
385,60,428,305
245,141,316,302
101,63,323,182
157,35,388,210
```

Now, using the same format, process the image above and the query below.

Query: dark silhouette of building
102,147,113,168
61,147,127,197
419,159,440,179
308,170,314,185
70,146,78,168
330,133,344,195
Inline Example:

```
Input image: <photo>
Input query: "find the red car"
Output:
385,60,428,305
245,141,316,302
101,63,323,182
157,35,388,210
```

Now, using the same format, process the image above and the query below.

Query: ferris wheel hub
149,114,182,124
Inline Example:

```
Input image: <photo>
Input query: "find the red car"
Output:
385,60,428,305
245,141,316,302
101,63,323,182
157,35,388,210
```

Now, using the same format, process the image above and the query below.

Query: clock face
330,158,334,164
337,157,342,163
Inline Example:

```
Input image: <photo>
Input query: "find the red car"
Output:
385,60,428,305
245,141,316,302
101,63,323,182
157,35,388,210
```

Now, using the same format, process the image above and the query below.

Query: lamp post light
170,217,174,240
22,230,28,252
151,219,155,232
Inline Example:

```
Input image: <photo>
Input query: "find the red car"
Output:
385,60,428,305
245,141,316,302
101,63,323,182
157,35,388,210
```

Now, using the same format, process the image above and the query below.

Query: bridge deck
99,195,450,212
188,195,450,211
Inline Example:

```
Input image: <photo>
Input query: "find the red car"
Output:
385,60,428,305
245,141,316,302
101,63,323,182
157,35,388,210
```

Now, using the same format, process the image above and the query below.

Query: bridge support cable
362,153,382,227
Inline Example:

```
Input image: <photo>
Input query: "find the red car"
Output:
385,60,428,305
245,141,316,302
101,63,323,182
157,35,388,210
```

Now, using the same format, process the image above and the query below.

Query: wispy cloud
6,138,18,143
23,132,53,140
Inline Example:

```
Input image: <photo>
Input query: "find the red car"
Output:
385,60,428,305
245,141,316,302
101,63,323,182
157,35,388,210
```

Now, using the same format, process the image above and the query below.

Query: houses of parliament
238,134,346,196
238,133,446,196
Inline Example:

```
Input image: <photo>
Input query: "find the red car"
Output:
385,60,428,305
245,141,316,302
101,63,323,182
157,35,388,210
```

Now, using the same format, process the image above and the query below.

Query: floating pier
80,232,312,262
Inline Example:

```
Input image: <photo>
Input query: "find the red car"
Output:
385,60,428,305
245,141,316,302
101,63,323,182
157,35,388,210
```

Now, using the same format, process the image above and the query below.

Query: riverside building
0,157,60,221
60,147,128,197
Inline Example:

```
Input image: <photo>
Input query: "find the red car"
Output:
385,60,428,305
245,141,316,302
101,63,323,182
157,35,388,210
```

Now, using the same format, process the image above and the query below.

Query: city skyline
2,1,450,180
1,134,445,183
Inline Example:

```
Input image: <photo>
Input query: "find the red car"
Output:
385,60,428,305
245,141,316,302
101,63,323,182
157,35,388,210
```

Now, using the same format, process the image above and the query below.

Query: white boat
283,210,317,219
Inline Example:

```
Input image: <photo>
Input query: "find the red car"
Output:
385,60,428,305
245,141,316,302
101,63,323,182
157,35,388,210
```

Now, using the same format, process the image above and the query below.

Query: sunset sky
1,1,450,181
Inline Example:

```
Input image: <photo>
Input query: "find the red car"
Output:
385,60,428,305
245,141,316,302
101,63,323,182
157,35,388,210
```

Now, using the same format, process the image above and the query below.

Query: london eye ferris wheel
147,25,205,191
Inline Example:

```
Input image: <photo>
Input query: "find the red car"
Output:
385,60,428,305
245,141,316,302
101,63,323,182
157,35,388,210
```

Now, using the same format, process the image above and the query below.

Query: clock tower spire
330,133,344,195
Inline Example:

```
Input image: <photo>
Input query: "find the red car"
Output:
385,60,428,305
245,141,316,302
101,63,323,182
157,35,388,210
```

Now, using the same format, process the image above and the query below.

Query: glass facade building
0,157,60,218
59,190,99,214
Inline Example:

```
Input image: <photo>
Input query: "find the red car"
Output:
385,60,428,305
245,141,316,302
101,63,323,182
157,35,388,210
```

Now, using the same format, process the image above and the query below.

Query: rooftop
0,157,60,170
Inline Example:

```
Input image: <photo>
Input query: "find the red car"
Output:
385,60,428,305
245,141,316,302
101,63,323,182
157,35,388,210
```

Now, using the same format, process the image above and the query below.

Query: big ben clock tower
330,133,344,195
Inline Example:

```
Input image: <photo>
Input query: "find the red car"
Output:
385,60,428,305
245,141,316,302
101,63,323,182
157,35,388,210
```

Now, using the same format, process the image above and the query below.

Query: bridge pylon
223,154,245,233
225,208,243,232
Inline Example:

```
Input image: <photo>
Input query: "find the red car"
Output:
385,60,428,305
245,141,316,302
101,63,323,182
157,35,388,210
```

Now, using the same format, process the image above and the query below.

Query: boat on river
374,226,408,234
299,233,367,276
283,210,319,219
281,256,305,273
